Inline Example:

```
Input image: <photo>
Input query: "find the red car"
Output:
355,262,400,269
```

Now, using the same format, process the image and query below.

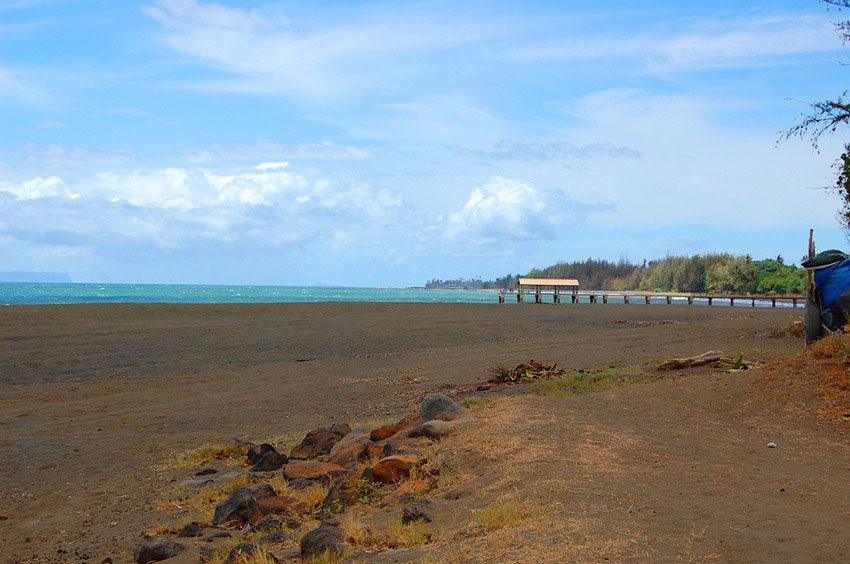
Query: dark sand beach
1,302,838,561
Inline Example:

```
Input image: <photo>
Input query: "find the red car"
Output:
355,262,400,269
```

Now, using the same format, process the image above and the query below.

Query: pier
498,278,803,307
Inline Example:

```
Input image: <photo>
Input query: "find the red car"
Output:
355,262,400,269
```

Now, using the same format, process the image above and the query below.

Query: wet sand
0,302,801,561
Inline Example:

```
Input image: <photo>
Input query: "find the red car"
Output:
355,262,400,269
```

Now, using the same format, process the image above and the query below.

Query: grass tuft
532,367,642,397
159,442,247,469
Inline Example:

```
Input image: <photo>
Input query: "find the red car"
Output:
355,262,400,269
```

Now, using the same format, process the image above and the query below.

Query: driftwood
658,351,732,371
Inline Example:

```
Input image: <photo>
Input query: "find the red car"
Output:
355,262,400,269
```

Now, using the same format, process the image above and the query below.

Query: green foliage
432,254,807,295
532,367,641,397
353,478,380,505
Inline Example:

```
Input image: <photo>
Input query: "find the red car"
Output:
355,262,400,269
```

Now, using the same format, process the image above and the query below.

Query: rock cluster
135,392,471,562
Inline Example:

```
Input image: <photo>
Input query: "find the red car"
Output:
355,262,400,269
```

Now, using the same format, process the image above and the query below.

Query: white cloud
254,161,289,171
0,176,78,200
0,163,415,258
440,175,610,242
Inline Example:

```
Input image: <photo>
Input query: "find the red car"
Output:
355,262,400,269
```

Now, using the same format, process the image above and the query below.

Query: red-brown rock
283,460,345,481
368,455,420,485
289,423,351,460
328,428,370,468
370,425,400,441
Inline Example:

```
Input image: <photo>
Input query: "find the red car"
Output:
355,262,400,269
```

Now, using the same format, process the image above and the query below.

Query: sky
2,0,850,286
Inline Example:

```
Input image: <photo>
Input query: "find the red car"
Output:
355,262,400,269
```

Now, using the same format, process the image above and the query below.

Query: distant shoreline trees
427,254,806,294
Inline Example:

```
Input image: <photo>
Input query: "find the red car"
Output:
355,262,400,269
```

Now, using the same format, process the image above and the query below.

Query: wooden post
572,294,577,304
730,297,735,306
708,297,713,306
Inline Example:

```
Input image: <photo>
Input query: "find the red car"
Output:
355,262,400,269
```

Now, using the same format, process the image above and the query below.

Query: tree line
427,254,806,294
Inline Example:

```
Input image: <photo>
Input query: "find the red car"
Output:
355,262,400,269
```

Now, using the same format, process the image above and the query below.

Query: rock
287,477,329,489
224,544,277,564
300,524,348,559
382,478,432,507
328,428,370,467
369,455,420,485
420,393,463,422
177,522,202,538
252,513,301,532
251,450,287,472
383,437,431,457
290,423,351,460
212,483,276,526
321,467,368,514
195,467,218,476
133,536,185,564
768,442,778,448
257,496,307,519
256,529,292,544
247,443,280,465
283,460,345,481
370,425,401,441
402,500,435,524
422,417,475,440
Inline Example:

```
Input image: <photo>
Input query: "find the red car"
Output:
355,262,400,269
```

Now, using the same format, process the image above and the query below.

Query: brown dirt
0,302,817,562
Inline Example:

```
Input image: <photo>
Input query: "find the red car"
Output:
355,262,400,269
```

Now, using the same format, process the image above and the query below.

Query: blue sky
1,0,849,286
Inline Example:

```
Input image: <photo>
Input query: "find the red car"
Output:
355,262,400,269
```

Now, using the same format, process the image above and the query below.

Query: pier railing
498,288,804,308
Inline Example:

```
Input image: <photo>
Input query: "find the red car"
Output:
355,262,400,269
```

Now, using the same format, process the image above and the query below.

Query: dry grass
384,518,437,548
158,442,248,469
475,496,545,532
759,332,850,421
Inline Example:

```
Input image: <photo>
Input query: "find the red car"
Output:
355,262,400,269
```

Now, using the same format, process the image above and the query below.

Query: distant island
427,254,806,295
0,271,72,283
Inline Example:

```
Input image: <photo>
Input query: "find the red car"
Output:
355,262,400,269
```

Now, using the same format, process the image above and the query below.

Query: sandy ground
0,302,805,562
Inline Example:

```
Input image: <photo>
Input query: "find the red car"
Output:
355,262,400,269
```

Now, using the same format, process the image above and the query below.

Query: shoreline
1,302,803,560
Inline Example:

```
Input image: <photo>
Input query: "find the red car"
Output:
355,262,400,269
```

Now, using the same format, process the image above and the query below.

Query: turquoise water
0,282,498,306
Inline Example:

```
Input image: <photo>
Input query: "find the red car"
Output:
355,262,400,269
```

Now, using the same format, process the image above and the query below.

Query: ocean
0,282,803,308
0,282,499,306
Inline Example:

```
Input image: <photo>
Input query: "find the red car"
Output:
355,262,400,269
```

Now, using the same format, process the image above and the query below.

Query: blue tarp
814,258,850,310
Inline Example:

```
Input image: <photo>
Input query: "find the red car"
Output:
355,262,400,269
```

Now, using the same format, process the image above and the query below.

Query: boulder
251,450,287,472
290,423,351,460
328,428,370,468
257,495,307,519
212,483,276,526
252,513,301,532
382,437,431,457
402,500,435,524
133,536,185,564
370,425,400,441
246,443,278,465
422,417,475,440
300,524,348,559
321,467,368,514
283,460,345,481
420,393,463,422
177,522,202,538
368,455,420,485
